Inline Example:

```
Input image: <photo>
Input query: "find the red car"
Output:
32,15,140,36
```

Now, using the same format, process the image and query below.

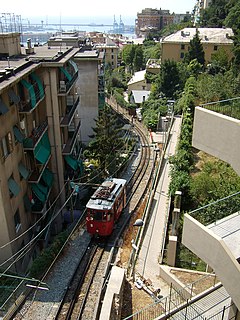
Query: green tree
225,1,240,69
206,48,230,75
157,59,181,99
85,106,124,175
121,44,135,72
200,0,229,27
133,45,144,71
184,30,205,66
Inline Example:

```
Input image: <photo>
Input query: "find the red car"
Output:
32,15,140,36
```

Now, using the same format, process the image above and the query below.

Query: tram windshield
94,211,102,221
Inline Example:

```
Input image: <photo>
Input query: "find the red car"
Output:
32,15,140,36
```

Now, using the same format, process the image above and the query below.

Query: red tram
86,178,127,236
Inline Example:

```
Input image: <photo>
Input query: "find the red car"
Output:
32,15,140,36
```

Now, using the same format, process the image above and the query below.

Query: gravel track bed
80,250,110,319
14,229,91,320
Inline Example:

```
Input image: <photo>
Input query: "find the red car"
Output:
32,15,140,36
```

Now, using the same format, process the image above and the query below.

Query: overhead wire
0,119,135,279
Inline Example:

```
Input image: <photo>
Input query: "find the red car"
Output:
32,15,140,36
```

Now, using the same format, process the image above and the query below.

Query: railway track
55,98,156,320
13,97,156,320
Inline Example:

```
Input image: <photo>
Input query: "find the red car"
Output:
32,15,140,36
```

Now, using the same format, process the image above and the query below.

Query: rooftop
128,70,146,85
0,45,79,91
162,27,234,44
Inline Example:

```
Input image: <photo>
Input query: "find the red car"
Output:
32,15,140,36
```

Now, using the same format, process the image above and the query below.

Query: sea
20,15,136,45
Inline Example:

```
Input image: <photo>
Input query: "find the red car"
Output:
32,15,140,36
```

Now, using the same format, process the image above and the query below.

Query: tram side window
102,211,111,222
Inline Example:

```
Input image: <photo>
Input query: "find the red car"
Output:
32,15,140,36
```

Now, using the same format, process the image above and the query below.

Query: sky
1,0,196,24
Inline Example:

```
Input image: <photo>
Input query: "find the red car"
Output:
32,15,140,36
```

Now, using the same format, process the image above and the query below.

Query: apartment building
0,32,100,273
135,8,191,38
47,32,104,143
161,27,234,64
94,36,119,69
135,8,174,38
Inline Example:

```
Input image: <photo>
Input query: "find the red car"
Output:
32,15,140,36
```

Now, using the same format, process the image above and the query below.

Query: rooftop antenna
59,12,62,32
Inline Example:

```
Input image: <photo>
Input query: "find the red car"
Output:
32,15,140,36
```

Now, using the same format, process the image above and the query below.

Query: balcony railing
200,96,240,120
19,86,45,113
60,96,80,127
62,120,81,155
28,156,51,183
58,71,78,95
23,120,48,150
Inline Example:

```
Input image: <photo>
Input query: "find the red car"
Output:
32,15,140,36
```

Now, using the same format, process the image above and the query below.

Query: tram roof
86,178,126,211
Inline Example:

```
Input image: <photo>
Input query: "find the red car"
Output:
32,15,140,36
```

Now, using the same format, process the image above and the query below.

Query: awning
8,177,20,197
64,155,78,170
60,67,72,81
0,98,9,115
13,126,24,143
34,144,50,164
18,162,29,180
69,60,78,73
31,184,47,203
8,89,20,104
34,133,51,164
23,194,32,211
30,72,45,99
20,79,37,108
42,168,54,188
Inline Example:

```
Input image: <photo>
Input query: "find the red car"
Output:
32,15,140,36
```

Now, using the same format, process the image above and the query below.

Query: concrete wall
0,33,21,56
182,213,240,310
75,59,99,145
192,107,240,175
99,266,125,320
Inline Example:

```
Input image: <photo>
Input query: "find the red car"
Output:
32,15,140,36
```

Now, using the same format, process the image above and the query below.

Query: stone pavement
135,116,182,297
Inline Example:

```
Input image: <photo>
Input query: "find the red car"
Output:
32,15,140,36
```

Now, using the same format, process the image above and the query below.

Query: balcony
23,120,48,150
62,120,81,155
60,96,80,127
58,61,78,95
26,131,51,183
182,193,240,311
19,74,45,113
31,168,54,213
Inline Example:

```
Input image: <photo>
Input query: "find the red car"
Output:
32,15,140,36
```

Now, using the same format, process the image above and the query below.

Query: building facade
0,33,100,273
135,8,174,38
161,27,234,64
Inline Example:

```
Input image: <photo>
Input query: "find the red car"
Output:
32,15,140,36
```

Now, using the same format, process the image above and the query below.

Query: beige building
161,27,234,64
182,104,240,317
127,70,151,93
95,36,119,69
0,33,101,274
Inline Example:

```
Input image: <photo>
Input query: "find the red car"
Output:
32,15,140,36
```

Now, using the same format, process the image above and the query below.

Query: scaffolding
0,13,22,34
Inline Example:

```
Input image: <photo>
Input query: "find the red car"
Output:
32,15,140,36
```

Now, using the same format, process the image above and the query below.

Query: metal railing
199,96,240,120
189,191,240,226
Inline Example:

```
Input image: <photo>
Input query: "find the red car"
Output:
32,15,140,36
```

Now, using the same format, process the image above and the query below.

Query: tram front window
94,211,102,221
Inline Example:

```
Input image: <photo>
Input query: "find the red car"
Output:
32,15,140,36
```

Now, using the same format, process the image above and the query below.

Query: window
14,209,21,233
111,54,114,60
111,48,114,53
8,89,20,106
180,52,185,59
181,44,185,50
0,132,13,162
8,175,20,198
214,45,218,51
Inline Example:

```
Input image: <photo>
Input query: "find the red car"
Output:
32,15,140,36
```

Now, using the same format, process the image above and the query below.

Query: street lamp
128,218,144,281
133,218,144,227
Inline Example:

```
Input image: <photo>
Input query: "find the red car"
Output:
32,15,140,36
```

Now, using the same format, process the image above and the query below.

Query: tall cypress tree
185,29,205,66
87,106,124,175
